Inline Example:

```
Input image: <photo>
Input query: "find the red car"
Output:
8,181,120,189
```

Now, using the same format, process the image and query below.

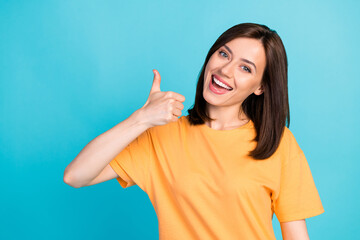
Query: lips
212,74,233,90
209,76,232,95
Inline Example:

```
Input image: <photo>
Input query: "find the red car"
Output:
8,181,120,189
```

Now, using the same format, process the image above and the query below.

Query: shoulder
148,115,188,137
276,126,303,161
282,127,298,147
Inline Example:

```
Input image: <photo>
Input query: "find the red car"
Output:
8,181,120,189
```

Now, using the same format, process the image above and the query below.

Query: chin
203,92,222,107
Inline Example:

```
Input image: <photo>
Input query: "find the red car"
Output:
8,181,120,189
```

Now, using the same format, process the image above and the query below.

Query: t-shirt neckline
199,118,254,133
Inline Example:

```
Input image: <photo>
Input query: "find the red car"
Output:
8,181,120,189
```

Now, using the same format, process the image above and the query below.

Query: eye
219,50,228,58
241,65,251,73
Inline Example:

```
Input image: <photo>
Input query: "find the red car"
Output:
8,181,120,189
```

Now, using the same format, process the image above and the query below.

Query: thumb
150,69,161,94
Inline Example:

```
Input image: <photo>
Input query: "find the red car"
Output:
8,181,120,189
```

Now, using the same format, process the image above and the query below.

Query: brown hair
187,22,290,160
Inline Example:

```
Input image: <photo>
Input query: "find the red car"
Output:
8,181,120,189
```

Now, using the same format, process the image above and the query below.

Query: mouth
208,74,233,95
211,74,233,90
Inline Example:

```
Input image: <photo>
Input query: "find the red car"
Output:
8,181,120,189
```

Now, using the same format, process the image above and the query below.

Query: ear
254,85,264,95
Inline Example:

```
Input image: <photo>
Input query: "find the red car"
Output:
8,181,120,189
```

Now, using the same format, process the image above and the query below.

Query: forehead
222,37,266,64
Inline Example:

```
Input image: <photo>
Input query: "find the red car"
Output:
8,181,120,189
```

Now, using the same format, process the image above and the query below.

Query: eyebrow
224,44,257,73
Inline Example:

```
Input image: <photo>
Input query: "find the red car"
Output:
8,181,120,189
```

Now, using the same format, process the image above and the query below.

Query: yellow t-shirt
109,115,324,240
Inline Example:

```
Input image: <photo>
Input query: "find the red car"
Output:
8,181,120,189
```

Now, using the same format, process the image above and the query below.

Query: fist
140,69,185,128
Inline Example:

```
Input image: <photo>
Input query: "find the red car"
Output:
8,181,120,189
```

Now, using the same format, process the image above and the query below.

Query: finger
150,69,161,94
165,91,186,102
173,101,184,111
170,114,179,122
172,108,182,117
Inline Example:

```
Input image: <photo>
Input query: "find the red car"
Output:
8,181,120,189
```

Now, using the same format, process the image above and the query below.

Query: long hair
187,23,290,160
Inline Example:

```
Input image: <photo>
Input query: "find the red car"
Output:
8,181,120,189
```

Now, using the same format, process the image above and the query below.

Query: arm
280,219,310,240
63,69,185,188
63,109,150,188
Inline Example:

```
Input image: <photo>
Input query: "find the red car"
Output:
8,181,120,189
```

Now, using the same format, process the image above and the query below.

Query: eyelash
219,50,252,73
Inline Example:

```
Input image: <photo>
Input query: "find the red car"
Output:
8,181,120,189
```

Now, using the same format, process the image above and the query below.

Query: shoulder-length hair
187,22,290,160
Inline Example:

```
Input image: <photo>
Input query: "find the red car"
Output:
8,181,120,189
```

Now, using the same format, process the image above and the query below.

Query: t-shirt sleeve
109,129,152,192
273,130,325,223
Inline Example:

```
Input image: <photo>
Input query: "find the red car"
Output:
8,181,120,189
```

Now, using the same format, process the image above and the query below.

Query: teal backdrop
1,0,359,239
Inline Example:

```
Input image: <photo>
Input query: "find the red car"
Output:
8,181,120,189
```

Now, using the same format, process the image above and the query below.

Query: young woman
64,23,324,240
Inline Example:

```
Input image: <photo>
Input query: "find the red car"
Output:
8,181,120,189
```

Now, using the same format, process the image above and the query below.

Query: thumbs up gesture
139,69,185,128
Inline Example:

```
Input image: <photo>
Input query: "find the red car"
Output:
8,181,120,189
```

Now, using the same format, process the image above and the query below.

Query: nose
220,61,235,79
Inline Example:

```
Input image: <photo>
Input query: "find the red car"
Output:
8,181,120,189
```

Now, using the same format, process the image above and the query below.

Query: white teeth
213,76,232,90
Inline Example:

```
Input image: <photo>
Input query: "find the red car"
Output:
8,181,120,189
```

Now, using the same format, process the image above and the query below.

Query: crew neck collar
199,118,254,133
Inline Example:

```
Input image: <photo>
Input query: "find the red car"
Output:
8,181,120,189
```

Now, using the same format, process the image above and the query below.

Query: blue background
1,0,359,239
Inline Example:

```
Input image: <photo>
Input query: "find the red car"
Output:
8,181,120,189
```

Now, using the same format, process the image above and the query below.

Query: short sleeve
273,135,325,222
109,129,151,191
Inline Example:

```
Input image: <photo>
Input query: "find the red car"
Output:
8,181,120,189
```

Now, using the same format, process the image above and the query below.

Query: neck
205,103,249,130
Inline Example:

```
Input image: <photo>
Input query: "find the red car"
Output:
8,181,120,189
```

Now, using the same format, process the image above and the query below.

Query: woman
64,23,324,239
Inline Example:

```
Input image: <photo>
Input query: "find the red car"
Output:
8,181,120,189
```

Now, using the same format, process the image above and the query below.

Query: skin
203,37,311,239
64,69,186,188
203,37,265,130
280,220,310,240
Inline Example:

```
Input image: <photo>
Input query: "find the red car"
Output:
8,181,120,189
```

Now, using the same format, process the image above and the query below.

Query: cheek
207,58,220,70
234,76,260,94
204,62,214,81
205,57,219,71
234,74,252,86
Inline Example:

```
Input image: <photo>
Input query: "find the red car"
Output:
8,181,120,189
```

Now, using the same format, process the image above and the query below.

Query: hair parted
187,22,290,160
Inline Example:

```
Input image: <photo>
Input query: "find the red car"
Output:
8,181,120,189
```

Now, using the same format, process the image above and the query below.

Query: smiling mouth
212,75,233,90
